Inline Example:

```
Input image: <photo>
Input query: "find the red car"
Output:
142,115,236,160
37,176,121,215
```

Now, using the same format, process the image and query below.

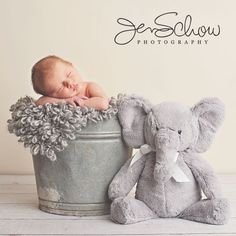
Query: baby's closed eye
66,71,72,78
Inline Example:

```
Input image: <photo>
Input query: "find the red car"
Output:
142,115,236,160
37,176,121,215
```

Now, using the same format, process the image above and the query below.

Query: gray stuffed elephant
108,95,230,225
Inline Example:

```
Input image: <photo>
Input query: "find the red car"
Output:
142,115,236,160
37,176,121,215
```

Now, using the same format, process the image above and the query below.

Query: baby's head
31,55,82,99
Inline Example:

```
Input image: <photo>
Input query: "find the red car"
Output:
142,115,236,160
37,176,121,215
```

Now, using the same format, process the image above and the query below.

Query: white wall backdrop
0,0,235,174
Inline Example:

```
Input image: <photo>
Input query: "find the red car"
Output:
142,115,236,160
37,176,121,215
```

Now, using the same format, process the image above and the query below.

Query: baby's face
42,61,82,99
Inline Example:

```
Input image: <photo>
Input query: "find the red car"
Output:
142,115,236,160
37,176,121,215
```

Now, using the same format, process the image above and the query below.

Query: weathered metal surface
33,116,132,216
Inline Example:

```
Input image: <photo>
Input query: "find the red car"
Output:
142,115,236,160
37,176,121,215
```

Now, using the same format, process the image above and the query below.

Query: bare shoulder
86,82,107,97
87,82,102,89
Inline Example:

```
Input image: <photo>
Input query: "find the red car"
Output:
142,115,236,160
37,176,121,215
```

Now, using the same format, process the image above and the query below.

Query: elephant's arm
183,152,222,199
108,155,146,201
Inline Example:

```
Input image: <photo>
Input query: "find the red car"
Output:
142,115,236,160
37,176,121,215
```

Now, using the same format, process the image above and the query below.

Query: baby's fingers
66,99,76,107
75,97,85,107
78,95,88,100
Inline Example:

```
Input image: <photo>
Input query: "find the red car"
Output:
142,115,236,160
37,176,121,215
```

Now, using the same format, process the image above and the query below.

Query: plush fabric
8,96,121,161
108,94,230,225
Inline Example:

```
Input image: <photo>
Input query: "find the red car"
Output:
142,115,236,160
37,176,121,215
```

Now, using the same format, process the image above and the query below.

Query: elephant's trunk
153,128,180,183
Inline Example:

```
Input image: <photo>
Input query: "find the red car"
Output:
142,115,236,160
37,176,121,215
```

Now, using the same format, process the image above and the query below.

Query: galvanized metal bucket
32,116,131,216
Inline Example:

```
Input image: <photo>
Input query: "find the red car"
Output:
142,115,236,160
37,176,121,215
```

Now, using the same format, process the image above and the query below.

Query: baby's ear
118,95,152,148
191,97,225,153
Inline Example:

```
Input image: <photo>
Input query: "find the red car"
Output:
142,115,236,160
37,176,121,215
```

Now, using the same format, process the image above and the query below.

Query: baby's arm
35,83,108,109
35,96,85,107
81,82,109,110
36,96,63,106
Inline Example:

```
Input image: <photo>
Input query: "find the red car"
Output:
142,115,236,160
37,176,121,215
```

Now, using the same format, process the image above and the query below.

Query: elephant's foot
110,197,157,224
178,198,230,225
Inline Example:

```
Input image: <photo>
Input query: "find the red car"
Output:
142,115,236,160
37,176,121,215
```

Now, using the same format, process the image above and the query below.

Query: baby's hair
31,55,72,95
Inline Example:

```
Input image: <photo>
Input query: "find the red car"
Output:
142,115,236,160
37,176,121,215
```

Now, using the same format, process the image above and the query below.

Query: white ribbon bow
129,144,190,183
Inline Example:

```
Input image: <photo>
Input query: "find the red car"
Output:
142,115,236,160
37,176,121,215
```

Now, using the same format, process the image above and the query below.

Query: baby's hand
65,96,88,107
77,95,89,100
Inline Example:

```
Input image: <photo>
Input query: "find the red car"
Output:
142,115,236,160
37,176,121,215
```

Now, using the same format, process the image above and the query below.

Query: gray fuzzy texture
8,95,120,161
108,94,230,225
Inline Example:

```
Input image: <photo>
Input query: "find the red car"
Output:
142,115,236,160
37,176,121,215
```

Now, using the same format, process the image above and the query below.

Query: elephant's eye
178,130,182,135
156,126,159,131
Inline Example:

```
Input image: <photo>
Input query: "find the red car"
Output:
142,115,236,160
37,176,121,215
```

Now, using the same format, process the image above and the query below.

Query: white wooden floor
0,175,236,236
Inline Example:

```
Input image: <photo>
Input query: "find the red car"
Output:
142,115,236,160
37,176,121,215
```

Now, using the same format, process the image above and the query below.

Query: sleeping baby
31,55,109,110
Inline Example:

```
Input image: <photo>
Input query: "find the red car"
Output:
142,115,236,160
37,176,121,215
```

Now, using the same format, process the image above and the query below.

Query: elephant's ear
118,95,152,148
191,97,225,153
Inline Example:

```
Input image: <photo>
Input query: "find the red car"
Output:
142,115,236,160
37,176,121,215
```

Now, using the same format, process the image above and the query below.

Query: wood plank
0,193,37,203
12,235,236,236
0,203,109,220
0,175,235,235
9,235,236,236
10,235,236,236
0,175,36,184
0,218,235,235
0,184,37,193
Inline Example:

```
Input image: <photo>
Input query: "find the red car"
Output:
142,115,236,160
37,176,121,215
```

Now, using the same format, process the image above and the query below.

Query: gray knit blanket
8,96,122,161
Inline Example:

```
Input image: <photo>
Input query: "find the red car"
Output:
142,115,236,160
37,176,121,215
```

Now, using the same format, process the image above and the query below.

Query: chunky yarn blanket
8,96,121,161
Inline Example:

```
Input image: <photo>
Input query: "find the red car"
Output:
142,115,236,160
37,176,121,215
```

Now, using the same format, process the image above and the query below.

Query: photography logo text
114,12,221,46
